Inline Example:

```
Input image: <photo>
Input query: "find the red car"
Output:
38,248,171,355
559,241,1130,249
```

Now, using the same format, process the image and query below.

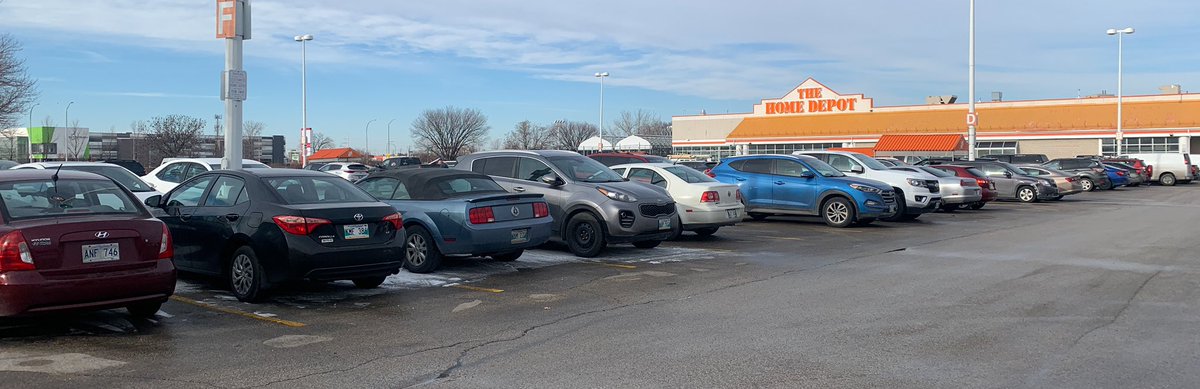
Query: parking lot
4,185,1200,388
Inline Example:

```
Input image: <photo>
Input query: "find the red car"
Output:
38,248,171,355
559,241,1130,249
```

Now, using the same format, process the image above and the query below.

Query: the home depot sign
753,78,874,116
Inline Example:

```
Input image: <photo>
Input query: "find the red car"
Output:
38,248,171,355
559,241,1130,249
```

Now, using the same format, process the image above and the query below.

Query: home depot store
672,78,1200,160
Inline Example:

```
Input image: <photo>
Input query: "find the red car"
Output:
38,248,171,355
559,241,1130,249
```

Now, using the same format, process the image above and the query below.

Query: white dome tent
615,135,652,152
577,136,614,153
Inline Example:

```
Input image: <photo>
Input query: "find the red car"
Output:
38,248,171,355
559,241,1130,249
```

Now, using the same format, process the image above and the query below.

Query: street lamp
594,72,609,152
28,103,37,130
64,101,74,128
386,118,397,156
364,119,377,155
1106,27,1134,156
294,34,313,166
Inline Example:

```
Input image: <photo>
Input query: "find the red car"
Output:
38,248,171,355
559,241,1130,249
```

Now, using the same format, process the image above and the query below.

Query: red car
0,170,175,317
588,152,672,167
1104,158,1150,178
932,165,997,209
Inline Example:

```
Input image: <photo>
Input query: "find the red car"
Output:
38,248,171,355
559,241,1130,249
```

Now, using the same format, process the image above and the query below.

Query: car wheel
404,225,442,273
882,189,907,222
821,197,855,228
566,213,606,257
1160,173,1176,186
1017,186,1037,203
1100,179,1113,190
748,212,768,220
633,239,662,249
1080,178,1094,191
969,202,986,210
229,246,267,303
491,250,523,262
693,227,720,237
126,301,162,318
352,276,387,289
666,214,683,240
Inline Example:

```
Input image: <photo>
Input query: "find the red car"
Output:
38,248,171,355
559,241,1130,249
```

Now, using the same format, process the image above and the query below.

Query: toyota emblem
95,231,109,239
510,206,520,217
353,213,364,222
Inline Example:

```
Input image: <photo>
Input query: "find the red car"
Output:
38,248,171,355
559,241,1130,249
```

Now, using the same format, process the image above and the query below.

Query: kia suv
711,155,895,227
797,151,941,221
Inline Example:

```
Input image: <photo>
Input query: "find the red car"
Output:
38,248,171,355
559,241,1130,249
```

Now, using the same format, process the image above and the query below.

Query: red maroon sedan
933,165,997,209
0,170,175,317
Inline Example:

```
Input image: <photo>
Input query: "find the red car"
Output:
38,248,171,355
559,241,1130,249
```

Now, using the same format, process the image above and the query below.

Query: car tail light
975,178,988,188
1116,170,1126,177
0,231,34,272
469,207,495,224
1066,176,1077,182
532,202,549,218
158,223,173,260
700,191,720,203
735,189,744,202
704,169,715,178
272,215,333,235
383,212,403,229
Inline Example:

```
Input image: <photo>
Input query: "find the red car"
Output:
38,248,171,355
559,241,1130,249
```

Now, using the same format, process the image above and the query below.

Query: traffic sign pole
218,0,250,170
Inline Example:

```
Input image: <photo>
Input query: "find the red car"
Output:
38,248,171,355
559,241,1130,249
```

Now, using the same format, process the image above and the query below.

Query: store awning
615,135,652,151
873,134,967,152
577,136,614,152
826,147,876,157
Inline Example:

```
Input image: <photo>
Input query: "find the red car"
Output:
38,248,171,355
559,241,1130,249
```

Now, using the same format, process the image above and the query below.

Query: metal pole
224,37,244,169
65,101,74,128
386,118,397,156
300,38,308,166
967,0,976,161
599,75,606,151
1116,32,1123,156
365,119,376,155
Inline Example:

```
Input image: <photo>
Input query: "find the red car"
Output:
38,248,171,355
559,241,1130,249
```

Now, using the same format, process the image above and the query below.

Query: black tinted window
478,157,517,177
739,159,772,174
267,177,376,204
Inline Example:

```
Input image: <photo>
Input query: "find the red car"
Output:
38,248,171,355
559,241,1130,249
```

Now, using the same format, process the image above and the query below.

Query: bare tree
242,120,265,160
503,120,548,150
146,114,205,163
311,132,335,150
130,120,149,167
547,120,597,151
487,137,504,151
0,35,38,131
638,119,672,137
63,119,87,160
0,127,19,160
411,106,489,160
212,114,223,157
610,109,671,137
41,115,54,127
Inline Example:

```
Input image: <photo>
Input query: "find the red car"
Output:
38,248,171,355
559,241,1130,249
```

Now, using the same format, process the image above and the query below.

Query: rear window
431,177,506,197
61,165,155,193
346,164,369,171
664,166,716,183
267,176,376,204
0,179,142,220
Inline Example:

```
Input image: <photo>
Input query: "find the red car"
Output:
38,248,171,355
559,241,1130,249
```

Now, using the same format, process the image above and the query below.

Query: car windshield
547,155,625,183
210,162,269,170
267,176,377,204
851,154,891,170
431,176,506,197
663,166,715,183
61,165,155,192
807,158,846,177
0,179,142,220
918,166,954,177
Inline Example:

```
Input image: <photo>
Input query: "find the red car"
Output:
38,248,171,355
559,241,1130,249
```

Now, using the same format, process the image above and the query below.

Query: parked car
982,154,1049,164
1103,157,1150,179
0,160,17,170
318,162,370,182
1016,166,1084,199
610,163,743,237
103,159,147,176
143,158,270,193
0,170,175,317
874,157,910,167
1127,153,1194,186
588,153,673,167
915,157,974,166
355,169,552,273
378,156,423,170
1043,158,1111,191
711,155,896,227
146,169,404,302
1104,161,1145,186
11,162,162,202
1102,164,1132,188
889,166,982,211
302,162,329,171
951,160,1057,203
456,150,676,257
797,151,941,221
931,165,997,209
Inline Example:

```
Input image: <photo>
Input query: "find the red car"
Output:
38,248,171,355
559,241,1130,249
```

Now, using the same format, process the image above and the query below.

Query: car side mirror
800,171,815,179
144,195,163,208
850,166,865,174
540,174,564,186
1005,171,1013,178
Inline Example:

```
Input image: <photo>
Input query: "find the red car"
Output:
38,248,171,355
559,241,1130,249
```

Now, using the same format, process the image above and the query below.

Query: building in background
306,148,365,164
0,128,286,166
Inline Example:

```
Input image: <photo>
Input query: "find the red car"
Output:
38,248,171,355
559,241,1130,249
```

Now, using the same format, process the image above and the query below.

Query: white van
1127,153,1194,186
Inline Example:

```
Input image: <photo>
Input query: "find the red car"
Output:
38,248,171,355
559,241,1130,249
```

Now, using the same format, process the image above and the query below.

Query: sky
2,0,1198,154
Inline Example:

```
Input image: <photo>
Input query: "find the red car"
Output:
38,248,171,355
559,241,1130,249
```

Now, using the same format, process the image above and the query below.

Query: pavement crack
247,339,479,388
1069,270,1161,347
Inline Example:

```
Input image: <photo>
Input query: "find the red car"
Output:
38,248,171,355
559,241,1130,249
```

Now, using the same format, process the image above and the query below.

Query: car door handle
774,181,785,185
222,213,241,222
734,177,746,181
179,214,192,222
513,186,526,192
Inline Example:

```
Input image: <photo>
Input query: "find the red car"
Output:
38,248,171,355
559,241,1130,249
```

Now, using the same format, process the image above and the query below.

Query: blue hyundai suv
711,155,897,227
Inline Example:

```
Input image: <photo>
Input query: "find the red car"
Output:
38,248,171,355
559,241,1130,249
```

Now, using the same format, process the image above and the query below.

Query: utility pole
967,0,976,161
218,0,250,169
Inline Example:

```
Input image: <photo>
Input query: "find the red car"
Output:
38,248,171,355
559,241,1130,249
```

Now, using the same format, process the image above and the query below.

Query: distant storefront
673,78,1200,161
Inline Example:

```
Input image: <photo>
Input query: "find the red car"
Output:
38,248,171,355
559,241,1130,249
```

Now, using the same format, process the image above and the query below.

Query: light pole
364,119,377,155
594,72,609,152
64,101,74,128
294,34,313,166
1106,27,1134,156
28,103,37,130
967,0,976,161
386,118,397,156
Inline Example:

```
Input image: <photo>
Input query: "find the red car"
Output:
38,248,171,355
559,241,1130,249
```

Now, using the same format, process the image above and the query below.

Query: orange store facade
671,78,1200,161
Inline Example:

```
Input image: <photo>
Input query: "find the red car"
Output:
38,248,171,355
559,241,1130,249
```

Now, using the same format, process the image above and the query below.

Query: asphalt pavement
4,185,1200,388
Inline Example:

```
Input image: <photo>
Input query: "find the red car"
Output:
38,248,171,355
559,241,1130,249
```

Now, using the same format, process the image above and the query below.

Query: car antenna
51,163,64,200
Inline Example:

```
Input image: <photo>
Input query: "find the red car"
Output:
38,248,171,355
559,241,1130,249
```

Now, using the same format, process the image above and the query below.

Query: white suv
797,151,942,221
142,158,269,193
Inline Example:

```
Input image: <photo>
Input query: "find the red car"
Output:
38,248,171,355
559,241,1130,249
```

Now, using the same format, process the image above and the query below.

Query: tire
1160,173,1177,186
1017,186,1038,203
693,227,720,237
820,197,855,228
403,225,442,273
565,213,606,257
969,202,986,210
632,239,662,249
352,276,387,289
882,189,907,222
666,215,682,240
748,212,768,221
228,246,267,303
491,250,523,262
1100,179,1113,190
126,301,162,318
1080,178,1094,192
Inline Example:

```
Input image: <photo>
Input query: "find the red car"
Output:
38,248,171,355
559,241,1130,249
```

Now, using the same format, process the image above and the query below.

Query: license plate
726,209,738,218
658,218,672,230
344,224,370,240
82,243,120,263
511,228,529,244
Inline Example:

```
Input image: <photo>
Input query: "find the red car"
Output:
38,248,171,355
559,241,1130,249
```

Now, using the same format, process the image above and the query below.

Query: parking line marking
169,296,306,328
451,285,505,293
597,263,638,269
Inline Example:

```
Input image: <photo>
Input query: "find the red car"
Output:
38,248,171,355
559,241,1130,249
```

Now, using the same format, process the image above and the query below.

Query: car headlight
849,183,882,194
906,178,923,187
597,187,637,202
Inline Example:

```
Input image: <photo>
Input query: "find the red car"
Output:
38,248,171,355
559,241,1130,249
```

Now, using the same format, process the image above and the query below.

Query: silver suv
455,150,677,257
